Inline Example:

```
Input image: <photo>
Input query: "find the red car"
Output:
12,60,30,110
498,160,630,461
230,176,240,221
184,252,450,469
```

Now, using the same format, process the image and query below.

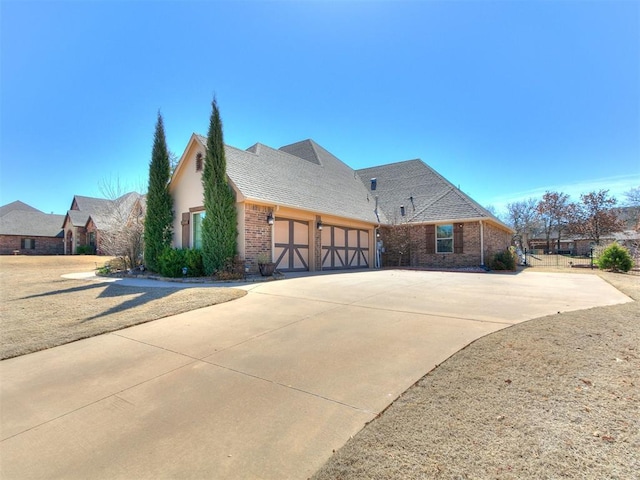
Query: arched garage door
321,226,369,270
274,218,309,271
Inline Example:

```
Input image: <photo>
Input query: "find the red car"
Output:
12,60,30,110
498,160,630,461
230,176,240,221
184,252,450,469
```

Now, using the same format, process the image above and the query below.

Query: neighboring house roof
64,210,90,228
88,193,138,230
65,192,145,230
194,135,381,224
71,195,112,212
0,200,42,217
0,210,65,237
613,230,640,241
357,159,511,228
532,229,640,243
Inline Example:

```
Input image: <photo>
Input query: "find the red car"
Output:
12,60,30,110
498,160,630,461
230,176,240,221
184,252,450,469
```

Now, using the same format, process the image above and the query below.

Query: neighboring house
170,134,513,273
526,207,639,256
62,193,145,255
0,201,64,255
529,230,640,256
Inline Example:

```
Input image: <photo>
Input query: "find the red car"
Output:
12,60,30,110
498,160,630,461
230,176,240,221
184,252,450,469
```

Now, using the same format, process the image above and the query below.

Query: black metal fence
522,248,594,269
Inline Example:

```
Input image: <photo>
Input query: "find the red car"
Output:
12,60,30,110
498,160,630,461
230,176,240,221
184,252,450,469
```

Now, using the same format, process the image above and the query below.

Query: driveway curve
0,269,631,479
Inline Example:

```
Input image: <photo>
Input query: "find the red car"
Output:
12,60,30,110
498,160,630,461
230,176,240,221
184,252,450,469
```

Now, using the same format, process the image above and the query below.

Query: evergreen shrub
489,248,516,271
158,248,204,277
597,243,633,273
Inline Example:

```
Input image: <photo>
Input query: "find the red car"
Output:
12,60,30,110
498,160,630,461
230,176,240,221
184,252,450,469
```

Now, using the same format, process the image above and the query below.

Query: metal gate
523,248,594,269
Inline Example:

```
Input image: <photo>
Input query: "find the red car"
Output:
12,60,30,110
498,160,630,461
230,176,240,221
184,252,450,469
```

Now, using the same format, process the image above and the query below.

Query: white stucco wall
169,137,206,249
168,135,245,254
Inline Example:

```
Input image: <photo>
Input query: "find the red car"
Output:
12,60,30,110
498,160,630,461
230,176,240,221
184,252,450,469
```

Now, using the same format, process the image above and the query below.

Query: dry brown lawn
313,270,639,480
0,255,246,360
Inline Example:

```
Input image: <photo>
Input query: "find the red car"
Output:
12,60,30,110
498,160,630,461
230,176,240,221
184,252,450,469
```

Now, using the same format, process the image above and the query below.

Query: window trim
436,224,454,254
192,210,205,249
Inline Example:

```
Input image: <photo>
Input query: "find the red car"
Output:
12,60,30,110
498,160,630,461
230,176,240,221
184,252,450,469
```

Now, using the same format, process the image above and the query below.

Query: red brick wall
483,222,512,259
0,235,64,255
244,204,273,273
379,221,510,268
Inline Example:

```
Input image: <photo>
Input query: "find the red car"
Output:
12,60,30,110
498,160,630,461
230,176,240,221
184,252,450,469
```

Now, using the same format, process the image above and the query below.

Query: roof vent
370,178,377,191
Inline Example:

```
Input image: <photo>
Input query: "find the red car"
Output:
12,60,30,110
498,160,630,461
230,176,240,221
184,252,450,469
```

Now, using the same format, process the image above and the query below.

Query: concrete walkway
0,270,631,479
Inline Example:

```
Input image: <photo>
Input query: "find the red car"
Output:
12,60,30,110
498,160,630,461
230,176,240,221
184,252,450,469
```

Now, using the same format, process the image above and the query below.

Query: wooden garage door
321,226,369,270
274,218,309,271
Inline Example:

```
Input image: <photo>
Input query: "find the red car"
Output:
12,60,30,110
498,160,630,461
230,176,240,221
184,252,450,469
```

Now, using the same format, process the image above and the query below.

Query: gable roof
0,201,42,217
70,195,112,213
65,192,144,230
193,135,381,224
0,210,64,237
64,210,90,228
357,159,511,229
175,134,511,230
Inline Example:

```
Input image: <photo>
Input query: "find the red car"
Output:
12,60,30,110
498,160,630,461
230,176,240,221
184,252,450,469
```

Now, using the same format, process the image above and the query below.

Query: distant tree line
504,187,639,252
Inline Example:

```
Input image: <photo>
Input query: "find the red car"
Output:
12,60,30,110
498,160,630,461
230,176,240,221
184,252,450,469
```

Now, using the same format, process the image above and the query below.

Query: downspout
480,220,485,266
374,196,381,269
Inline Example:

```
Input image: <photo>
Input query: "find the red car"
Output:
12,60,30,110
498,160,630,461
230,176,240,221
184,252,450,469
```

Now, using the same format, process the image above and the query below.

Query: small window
193,211,205,249
195,153,203,172
21,238,36,249
436,224,453,253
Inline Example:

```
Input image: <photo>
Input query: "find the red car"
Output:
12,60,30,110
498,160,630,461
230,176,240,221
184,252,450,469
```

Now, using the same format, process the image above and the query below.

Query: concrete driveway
0,269,631,479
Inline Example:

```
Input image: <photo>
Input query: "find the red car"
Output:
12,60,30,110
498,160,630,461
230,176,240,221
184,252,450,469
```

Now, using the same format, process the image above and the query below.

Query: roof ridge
261,142,323,167
278,139,323,166
357,158,423,172
308,140,323,163
195,133,261,157
409,186,456,221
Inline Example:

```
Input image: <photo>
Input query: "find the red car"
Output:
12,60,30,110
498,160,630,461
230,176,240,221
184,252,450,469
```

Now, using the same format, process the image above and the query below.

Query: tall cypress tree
144,112,173,271
201,97,238,274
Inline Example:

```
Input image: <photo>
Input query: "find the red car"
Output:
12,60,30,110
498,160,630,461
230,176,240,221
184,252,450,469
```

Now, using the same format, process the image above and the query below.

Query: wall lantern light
317,220,323,231
267,212,274,225
400,205,405,216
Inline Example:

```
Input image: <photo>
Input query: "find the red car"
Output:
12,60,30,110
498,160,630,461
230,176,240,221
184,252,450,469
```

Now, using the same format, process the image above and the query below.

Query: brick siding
380,221,510,268
244,204,273,273
483,223,512,259
0,235,64,255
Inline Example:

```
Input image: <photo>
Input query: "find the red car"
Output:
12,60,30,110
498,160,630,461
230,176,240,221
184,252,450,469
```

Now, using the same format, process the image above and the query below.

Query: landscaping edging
95,271,285,284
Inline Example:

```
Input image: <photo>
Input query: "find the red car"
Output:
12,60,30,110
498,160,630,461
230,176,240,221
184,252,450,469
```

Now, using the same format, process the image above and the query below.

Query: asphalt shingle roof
71,195,112,214
357,159,503,225
0,210,64,237
66,210,90,227
188,135,510,229
195,136,381,224
66,192,144,229
0,201,42,217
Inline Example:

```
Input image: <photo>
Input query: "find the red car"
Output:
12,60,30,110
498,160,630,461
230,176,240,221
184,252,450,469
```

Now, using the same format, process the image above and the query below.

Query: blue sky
1,0,638,217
